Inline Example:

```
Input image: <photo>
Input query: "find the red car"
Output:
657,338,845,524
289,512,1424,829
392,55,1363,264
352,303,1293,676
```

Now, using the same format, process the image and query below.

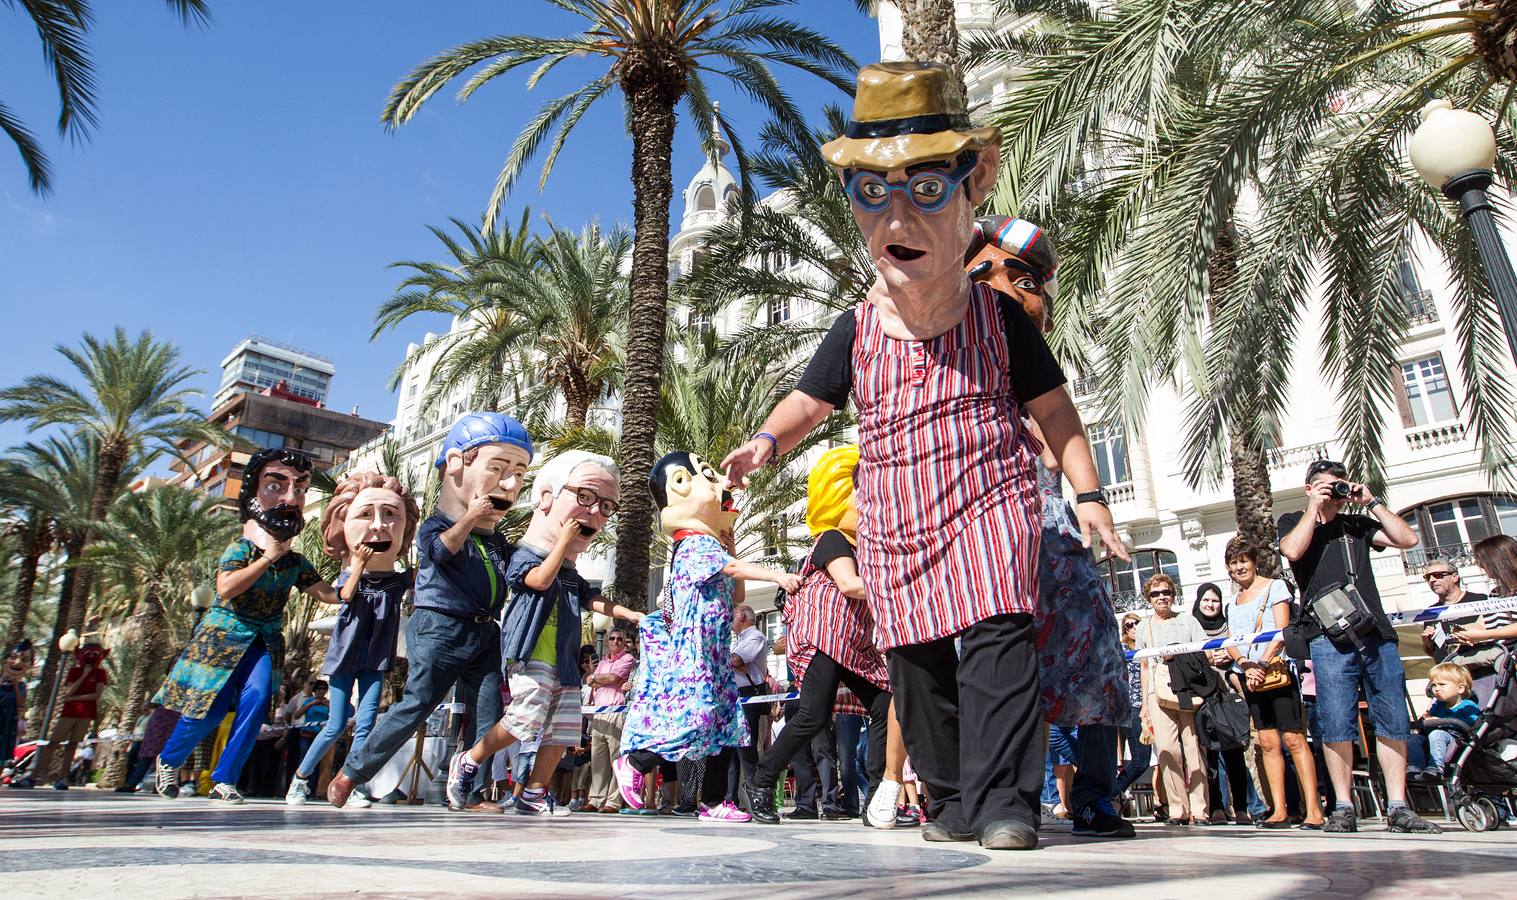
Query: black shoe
742,779,780,825
978,818,1039,850
785,808,819,820
895,809,921,828
1256,818,1293,830
668,805,700,818
1387,807,1443,834
921,820,976,842
1071,804,1136,838
820,808,852,821
1323,807,1357,834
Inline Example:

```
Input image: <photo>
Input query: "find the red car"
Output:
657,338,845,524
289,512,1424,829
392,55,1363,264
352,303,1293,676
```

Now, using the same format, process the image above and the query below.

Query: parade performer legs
614,452,799,823
326,413,532,810
722,62,1126,850
286,472,419,807
744,446,895,827
155,449,342,803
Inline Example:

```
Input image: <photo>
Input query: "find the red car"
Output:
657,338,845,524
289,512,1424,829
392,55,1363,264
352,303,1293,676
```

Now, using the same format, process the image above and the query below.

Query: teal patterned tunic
154,538,319,720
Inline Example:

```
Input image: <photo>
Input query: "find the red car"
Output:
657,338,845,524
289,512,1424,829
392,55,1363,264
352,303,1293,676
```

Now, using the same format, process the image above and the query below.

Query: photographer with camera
1277,460,1439,834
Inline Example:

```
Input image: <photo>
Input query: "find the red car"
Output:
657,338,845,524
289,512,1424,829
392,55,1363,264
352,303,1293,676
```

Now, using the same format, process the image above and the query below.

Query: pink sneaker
612,755,644,810
699,801,752,824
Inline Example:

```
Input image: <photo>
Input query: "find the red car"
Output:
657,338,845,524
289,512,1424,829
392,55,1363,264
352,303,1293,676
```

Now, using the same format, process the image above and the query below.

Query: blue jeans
295,670,383,780
160,641,272,785
1114,707,1152,796
835,713,864,816
1308,636,1411,744
1428,729,1457,769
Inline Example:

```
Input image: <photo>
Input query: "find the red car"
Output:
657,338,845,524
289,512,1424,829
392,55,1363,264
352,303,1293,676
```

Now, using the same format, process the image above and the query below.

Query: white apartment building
215,336,335,409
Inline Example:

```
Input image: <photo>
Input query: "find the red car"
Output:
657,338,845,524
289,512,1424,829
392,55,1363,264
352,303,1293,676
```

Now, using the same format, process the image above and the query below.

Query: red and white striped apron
852,284,1043,650
784,542,891,693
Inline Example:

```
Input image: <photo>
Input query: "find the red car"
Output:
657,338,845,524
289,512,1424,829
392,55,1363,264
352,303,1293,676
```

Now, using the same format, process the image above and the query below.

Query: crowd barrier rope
584,691,799,716
1124,596,1517,661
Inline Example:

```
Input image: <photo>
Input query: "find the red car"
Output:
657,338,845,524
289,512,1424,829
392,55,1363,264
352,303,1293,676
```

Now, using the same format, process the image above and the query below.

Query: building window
235,426,285,451
1397,354,1457,427
688,308,713,336
1088,423,1131,487
694,184,715,212
1099,548,1181,609
767,295,791,325
1400,493,1517,568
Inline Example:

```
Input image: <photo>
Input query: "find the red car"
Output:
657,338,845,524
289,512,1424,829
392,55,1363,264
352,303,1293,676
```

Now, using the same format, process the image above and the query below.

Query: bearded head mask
239,448,316,541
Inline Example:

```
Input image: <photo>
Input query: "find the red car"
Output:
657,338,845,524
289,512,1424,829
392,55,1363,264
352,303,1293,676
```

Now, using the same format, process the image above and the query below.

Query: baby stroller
1425,647,1517,832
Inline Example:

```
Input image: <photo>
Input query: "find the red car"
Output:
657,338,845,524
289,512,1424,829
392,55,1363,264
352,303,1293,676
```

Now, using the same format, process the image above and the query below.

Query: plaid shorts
503,660,582,746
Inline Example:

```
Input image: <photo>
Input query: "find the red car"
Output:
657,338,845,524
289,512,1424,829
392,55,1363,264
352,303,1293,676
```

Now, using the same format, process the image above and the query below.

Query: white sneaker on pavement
865,779,902,829
285,777,311,806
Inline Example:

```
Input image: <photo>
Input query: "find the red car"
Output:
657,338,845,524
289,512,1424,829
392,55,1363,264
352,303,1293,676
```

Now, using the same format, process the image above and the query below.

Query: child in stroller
1417,662,1482,781
1418,650,1517,831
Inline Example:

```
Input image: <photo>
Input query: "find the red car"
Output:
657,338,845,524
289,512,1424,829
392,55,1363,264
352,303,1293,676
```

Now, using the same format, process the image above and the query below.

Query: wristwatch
1075,488,1108,507
1365,497,1383,512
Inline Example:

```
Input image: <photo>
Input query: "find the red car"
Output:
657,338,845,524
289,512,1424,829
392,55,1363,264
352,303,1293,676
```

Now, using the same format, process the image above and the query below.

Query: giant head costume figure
239,448,316,543
821,62,1001,305
320,471,421,572
3,639,34,683
649,451,738,545
522,450,620,562
964,215,1060,333
434,412,534,533
805,444,861,545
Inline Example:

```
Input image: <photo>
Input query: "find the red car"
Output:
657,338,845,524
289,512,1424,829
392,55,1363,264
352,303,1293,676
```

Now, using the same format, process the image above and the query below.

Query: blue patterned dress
621,533,750,761
1034,463,1129,727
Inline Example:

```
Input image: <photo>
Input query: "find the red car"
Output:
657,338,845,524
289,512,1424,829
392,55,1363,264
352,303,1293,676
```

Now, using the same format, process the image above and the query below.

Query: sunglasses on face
1424,571,1455,581
844,160,977,214
1122,621,1137,630
1148,590,1175,599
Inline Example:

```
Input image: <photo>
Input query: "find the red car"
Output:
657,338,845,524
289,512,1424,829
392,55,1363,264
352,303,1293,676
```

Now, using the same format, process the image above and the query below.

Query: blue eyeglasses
844,161,977,214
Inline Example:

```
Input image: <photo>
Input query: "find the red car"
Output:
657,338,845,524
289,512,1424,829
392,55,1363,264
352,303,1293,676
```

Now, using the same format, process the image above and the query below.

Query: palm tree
82,486,234,788
0,328,225,635
975,0,1517,564
0,456,54,648
374,212,537,420
381,0,855,607
2,0,211,195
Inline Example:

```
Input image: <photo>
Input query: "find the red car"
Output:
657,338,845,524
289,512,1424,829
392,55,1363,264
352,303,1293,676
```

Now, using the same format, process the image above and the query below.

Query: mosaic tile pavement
0,791,1512,898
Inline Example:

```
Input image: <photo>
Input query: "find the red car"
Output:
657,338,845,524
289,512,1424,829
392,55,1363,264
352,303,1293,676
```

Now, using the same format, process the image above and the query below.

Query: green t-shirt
530,602,558,666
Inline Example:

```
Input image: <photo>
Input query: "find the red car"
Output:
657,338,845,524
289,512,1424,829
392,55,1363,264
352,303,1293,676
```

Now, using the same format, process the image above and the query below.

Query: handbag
1306,532,1379,652
1144,619,1202,711
1196,690,1251,751
1251,592,1294,693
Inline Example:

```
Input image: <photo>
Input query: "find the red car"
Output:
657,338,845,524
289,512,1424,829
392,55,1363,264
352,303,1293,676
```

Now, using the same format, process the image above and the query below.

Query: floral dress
621,533,749,762
1033,462,1129,727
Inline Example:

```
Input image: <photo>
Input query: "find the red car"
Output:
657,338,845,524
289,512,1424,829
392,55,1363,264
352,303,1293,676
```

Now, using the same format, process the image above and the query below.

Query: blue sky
0,1,879,455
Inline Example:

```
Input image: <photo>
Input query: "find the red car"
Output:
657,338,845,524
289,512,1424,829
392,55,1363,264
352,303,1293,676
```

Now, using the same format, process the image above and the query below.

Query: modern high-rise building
215,336,336,409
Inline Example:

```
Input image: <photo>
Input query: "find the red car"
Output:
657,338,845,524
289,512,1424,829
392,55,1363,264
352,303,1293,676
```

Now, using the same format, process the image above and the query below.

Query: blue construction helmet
434,412,534,469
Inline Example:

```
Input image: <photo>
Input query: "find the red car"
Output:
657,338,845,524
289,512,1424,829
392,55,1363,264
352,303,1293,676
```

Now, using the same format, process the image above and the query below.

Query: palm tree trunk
67,441,128,633
564,379,591,431
98,591,166,789
28,541,81,735
896,0,966,104
612,78,682,610
4,514,46,647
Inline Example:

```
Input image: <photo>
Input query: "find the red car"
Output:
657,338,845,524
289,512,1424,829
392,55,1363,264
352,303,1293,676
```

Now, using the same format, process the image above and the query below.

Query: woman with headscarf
745,446,905,828
1193,582,1253,825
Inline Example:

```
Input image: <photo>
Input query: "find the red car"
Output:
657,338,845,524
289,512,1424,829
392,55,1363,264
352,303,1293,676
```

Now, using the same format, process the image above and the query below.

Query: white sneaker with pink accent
612,755,644,810
699,801,753,824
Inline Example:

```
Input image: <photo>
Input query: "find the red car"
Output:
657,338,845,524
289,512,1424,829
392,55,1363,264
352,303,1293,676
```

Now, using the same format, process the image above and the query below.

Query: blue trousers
295,670,383,780
835,713,865,816
1114,707,1152,796
160,642,272,785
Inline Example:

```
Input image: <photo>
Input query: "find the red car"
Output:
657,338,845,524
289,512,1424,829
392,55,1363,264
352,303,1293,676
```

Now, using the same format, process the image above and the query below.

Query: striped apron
852,284,1043,650
784,541,890,693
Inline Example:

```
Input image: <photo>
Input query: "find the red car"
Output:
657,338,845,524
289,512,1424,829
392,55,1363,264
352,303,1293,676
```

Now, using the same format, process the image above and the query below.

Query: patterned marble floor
0,791,1512,899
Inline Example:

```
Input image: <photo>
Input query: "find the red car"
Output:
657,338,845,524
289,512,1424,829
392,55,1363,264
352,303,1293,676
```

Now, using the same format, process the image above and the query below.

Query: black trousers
730,684,766,806
754,653,890,801
1206,746,1251,817
887,612,1044,832
341,609,502,783
788,703,841,814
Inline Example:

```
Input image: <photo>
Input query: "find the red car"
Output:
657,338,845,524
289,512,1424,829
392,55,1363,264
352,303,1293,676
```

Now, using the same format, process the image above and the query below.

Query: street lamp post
1409,98,1517,365
37,628,80,749
190,583,215,627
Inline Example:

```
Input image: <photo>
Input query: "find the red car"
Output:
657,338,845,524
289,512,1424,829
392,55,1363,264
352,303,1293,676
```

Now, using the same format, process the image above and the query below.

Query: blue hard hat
434,412,534,469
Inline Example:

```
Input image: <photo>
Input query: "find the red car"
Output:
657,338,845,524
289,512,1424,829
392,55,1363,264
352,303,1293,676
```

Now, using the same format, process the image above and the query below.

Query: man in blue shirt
328,412,532,810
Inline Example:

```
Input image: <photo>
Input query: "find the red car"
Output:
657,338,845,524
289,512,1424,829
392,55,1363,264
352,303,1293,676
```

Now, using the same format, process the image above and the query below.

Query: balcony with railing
1406,420,1466,451
1403,289,1439,327
1266,442,1330,471
1400,541,1476,574
1070,376,1099,398
1110,589,1146,614
1106,482,1136,505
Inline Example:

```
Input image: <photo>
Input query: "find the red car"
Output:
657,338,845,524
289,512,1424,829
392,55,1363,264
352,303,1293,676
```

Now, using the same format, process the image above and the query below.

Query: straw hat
821,62,1000,170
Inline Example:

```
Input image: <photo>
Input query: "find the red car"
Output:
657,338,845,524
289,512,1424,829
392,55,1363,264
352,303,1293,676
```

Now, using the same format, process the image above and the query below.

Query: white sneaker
1040,803,1073,832
515,790,573,817
209,782,245,804
155,760,179,799
865,780,902,829
346,791,372,809
285,777,311,806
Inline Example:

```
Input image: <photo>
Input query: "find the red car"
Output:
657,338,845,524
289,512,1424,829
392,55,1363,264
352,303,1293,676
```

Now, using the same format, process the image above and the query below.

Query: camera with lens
1329,480,1354,501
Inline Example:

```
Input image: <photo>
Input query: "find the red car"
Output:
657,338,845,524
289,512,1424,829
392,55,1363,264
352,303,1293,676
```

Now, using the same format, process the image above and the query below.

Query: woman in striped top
1462,535,1517,703
722,62,1125,851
